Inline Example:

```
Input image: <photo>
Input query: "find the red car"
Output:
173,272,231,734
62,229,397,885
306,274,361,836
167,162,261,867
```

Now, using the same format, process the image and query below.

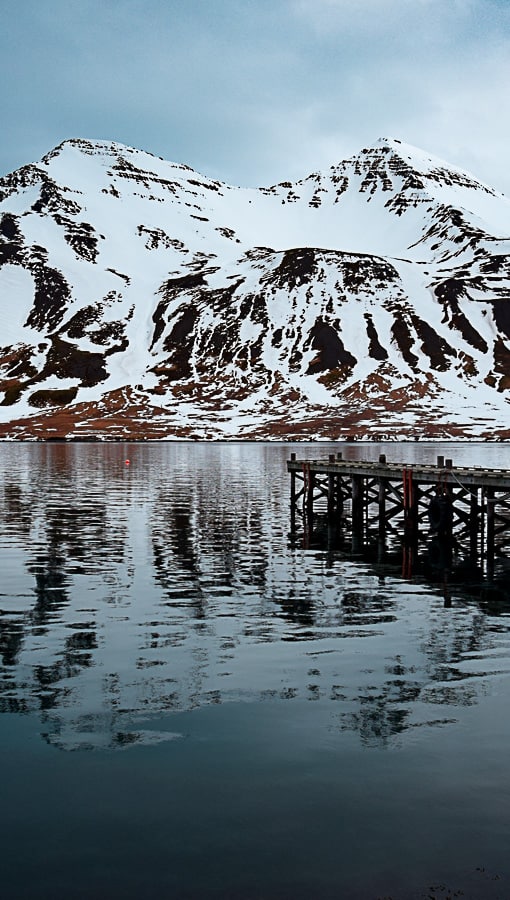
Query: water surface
1,442,510,899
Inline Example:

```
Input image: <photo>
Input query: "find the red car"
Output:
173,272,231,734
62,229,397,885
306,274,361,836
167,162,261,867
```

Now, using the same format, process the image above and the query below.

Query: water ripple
1,442,509,751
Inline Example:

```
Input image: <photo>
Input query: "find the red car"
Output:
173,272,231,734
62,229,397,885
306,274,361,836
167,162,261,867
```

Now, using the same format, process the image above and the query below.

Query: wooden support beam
403,467,418,540
486,487,495,575
328,473,336,520
378,478,387,540
290,468,296,532
351,474,364,535
306,469,315,530
336,475,344,518
469,487,479,557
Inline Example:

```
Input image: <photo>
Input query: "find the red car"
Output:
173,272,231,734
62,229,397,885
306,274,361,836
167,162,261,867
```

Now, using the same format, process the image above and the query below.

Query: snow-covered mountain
0,136,509,439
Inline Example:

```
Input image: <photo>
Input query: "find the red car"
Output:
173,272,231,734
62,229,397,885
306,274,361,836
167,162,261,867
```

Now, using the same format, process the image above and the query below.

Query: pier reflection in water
1,442,510,899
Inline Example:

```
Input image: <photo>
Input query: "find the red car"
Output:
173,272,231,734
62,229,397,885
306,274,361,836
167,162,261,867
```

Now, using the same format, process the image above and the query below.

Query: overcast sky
2,0,509,193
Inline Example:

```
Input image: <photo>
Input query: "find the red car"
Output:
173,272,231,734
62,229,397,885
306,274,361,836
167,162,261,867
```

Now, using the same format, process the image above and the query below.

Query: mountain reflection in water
1,442,509,754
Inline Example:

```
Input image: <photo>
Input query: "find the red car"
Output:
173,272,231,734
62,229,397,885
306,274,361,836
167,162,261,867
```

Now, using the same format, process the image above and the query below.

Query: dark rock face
272,248,317,291
364,313,388,362
27,266,71,333
306,318,356,374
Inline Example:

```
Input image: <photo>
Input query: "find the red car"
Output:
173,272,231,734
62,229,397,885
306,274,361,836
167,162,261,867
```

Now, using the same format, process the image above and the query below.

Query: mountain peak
1,136,509,440
367,136,497,196
41,136,158,165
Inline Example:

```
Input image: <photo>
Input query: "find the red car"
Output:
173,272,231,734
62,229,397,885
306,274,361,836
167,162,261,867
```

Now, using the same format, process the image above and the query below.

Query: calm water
1,441,510,900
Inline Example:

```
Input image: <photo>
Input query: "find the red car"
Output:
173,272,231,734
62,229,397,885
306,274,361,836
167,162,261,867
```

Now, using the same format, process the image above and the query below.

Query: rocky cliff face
0,136,509,439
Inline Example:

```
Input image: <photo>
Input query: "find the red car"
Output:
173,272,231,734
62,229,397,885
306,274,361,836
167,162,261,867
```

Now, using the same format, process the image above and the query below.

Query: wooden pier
287,452,510,569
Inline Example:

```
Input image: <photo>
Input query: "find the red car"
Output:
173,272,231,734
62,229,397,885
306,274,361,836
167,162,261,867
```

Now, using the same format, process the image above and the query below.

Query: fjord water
1,441,509,900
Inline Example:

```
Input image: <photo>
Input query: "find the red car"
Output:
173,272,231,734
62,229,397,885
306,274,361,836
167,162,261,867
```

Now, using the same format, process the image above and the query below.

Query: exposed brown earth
0,389,507,441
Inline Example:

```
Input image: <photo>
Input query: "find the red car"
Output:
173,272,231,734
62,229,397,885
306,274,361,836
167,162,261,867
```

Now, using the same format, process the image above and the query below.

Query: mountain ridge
0,137,509,440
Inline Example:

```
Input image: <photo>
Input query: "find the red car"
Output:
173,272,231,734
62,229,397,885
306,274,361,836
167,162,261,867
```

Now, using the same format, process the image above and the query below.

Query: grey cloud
1,0,509,195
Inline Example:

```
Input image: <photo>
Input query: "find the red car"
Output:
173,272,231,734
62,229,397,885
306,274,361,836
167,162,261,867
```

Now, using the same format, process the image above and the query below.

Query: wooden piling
378,477,386,540
469,487,479,558
306,467,315,531
351,474,364,534
486,487,495,571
